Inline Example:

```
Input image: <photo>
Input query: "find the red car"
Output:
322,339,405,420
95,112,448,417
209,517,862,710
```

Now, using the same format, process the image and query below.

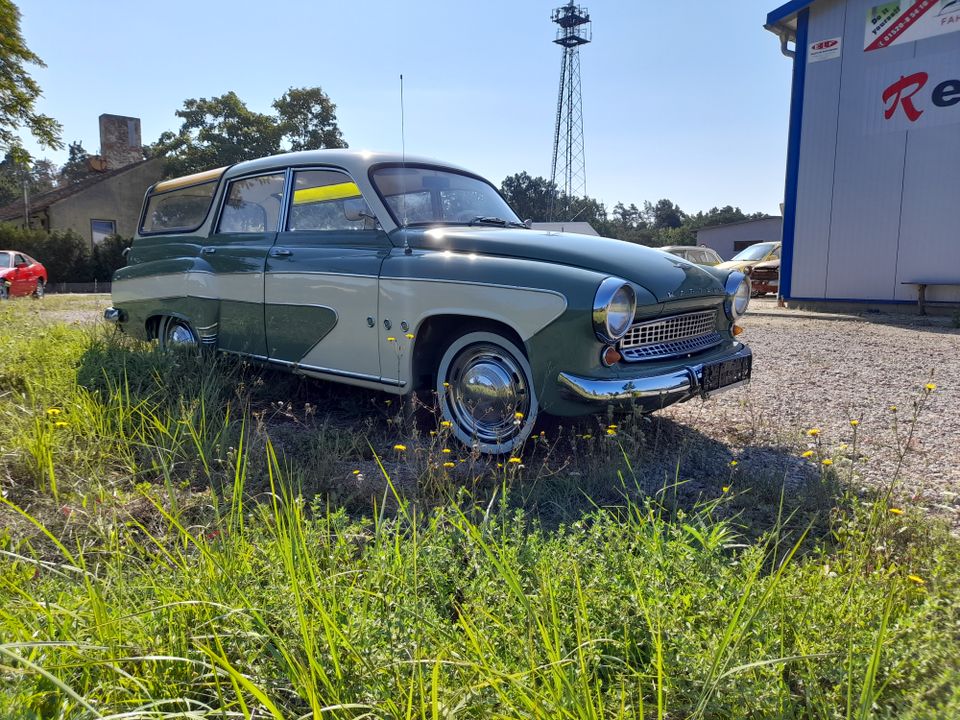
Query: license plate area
701,355,752,394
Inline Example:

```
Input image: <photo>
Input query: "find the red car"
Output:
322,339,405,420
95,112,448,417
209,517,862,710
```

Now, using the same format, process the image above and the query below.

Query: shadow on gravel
77,339,839,548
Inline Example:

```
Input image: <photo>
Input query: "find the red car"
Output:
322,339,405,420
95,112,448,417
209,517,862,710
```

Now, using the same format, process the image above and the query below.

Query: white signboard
809,37,842,62
864,0,960,51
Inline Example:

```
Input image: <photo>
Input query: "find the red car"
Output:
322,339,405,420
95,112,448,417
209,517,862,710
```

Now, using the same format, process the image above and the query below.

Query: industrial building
765,0,960,309
696,216,783,260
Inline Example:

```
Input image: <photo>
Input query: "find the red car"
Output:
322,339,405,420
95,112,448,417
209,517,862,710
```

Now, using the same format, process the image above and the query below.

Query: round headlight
724,272,751,321
593,278,637,342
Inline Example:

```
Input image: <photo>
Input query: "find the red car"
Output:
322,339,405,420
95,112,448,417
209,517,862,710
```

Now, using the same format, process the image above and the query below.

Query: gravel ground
662,301,960,524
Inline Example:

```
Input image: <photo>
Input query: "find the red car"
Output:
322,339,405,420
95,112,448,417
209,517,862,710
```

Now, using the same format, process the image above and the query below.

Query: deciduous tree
0,0,62,152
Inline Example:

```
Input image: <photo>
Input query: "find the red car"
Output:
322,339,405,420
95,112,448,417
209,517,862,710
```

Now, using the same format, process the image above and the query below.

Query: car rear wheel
436,331,538,455
158,316,199,351
32,279,44,299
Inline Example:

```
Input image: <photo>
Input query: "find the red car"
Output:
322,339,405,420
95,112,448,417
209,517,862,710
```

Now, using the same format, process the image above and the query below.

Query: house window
91,219,116,244
733,240,762,252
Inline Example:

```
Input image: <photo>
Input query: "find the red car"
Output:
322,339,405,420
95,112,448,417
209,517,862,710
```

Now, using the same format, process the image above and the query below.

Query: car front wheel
436,331,538,455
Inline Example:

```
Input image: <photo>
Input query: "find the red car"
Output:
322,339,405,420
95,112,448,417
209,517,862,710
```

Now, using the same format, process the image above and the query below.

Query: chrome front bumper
557,343,752,404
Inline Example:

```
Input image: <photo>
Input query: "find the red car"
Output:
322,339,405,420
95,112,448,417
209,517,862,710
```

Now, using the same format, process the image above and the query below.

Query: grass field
1,295,958,719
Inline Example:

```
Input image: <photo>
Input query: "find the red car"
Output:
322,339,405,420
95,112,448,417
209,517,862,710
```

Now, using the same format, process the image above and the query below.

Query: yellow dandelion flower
729,460,738,467
440,420,452,428
838,443,848,451
606,428,617,436
582,434,592,439
442,448,451,454
722,486,730,493
888,507,904,515
429,430,437,436
802,450,814,458
821,458,833,466
806,428,820,437
889,405,898,412
387,336,396,342
925,383,937,391
607,424,618,430
907,574,925,585
507,457,522,464
352,469,360,475
54,421,69,429
849,419,859,427
443,461,455,468
46,408,61,416
514,412,524,419
405,333,415,339
443,382,450,388
393,444,406,452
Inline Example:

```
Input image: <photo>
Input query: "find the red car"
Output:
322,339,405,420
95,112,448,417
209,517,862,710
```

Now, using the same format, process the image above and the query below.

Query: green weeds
0,297,957,718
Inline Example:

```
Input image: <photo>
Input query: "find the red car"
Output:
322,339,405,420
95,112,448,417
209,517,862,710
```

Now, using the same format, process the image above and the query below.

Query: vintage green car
106,150,752,454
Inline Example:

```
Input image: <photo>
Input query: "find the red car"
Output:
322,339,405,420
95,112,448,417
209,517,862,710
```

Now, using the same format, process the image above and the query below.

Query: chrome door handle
200,247,216,255
270,248,293,257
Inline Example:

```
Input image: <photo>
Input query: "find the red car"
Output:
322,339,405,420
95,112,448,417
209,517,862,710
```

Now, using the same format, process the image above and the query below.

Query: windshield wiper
468,216,526,228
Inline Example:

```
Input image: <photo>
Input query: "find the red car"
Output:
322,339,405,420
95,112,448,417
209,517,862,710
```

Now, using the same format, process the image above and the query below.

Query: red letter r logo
882,72,928,122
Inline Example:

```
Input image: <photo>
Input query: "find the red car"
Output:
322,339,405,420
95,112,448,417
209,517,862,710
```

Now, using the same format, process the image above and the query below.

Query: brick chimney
99,114,142,170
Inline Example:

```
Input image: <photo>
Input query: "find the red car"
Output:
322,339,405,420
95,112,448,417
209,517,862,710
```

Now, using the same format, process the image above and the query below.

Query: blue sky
17,1,791,216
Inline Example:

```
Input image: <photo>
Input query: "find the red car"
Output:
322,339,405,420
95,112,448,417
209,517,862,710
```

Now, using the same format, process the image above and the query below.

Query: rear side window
218,173,286,234
141,181,218,234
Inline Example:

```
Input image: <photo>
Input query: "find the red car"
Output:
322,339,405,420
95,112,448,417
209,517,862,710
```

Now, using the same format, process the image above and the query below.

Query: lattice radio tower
549,1,591,220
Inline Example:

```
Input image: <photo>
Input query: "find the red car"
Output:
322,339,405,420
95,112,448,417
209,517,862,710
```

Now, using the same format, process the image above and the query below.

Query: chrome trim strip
557,344,752,403
219,350,406,387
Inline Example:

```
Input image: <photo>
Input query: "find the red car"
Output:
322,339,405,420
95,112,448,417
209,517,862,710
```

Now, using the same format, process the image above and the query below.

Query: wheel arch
410,314,527,392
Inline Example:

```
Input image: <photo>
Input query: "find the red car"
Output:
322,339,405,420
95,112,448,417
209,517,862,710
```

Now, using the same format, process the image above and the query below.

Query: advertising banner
864,0,960,51
865,49,960,132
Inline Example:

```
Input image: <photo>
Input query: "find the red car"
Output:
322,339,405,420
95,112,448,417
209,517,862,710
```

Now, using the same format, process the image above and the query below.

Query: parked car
716,241,781,274
0,251,47,299
748,257,780,296
661,245,723,266
106,150,753,454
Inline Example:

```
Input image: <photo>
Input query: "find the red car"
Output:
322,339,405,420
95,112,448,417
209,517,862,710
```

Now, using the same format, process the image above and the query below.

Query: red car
1,250,47,299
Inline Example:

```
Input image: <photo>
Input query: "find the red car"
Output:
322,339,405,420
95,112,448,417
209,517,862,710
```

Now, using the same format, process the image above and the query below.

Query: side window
218,173,285,233
14,254,28,266
771,245,781,259
288,169,374,232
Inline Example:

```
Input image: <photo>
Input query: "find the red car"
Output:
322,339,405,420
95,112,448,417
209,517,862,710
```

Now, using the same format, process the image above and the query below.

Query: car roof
223,149,475,181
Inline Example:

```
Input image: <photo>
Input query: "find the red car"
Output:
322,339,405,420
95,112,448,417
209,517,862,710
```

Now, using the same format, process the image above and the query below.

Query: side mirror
524,219,533,229
343,197,379,226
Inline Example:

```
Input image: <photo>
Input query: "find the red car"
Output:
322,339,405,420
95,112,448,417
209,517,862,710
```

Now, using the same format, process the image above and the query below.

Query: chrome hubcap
447,343,529,444
166,322,197,346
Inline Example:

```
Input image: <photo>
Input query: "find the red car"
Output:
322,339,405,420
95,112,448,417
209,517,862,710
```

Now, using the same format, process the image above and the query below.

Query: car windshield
731,243,776,262
371,166,522,228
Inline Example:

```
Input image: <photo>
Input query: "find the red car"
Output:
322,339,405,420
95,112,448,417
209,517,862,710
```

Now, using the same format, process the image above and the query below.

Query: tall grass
1,298,958,718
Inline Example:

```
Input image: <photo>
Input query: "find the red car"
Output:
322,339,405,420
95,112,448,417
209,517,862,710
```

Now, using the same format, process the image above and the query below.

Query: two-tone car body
107,150,752,453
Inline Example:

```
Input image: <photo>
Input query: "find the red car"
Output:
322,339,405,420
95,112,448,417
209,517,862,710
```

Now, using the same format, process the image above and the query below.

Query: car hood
716,259,759,272
752,259,780,271
399,227,729,303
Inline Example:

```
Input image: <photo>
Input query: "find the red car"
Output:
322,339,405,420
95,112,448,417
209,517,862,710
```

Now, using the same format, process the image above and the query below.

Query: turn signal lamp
733,325,744,336
601,346,622,367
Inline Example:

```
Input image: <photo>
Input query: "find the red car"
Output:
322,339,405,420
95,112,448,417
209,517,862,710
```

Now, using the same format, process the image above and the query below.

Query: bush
0,224,130,283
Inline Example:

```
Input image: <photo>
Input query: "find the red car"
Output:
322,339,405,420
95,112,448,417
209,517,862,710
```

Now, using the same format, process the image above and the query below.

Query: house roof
765,0,816,38
0,158,159,221
529,221,599,236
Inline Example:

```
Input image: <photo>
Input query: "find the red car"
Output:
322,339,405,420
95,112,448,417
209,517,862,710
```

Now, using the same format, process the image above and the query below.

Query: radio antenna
399,73,411,254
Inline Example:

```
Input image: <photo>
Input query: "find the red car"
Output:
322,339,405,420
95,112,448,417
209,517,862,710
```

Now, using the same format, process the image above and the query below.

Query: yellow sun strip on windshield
293,182,361,205
154,167,227,193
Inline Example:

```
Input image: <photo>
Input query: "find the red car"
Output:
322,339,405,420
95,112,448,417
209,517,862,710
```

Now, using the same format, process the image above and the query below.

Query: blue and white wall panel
791,0,960,303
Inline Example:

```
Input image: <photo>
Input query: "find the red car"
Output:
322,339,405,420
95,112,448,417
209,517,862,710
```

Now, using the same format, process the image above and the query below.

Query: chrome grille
619,310,721,361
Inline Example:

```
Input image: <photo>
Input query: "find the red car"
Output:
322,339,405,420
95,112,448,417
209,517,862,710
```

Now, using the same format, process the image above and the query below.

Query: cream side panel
113,272,263,304
265,272,381,378
378,278,568,384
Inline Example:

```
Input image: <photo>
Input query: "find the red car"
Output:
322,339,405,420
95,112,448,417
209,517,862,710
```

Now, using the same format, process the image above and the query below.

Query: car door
264,168,389,381
204,171,286,356
12,254,31,295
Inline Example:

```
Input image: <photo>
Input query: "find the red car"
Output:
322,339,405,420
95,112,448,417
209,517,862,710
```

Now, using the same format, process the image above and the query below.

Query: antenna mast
549,1,591,221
